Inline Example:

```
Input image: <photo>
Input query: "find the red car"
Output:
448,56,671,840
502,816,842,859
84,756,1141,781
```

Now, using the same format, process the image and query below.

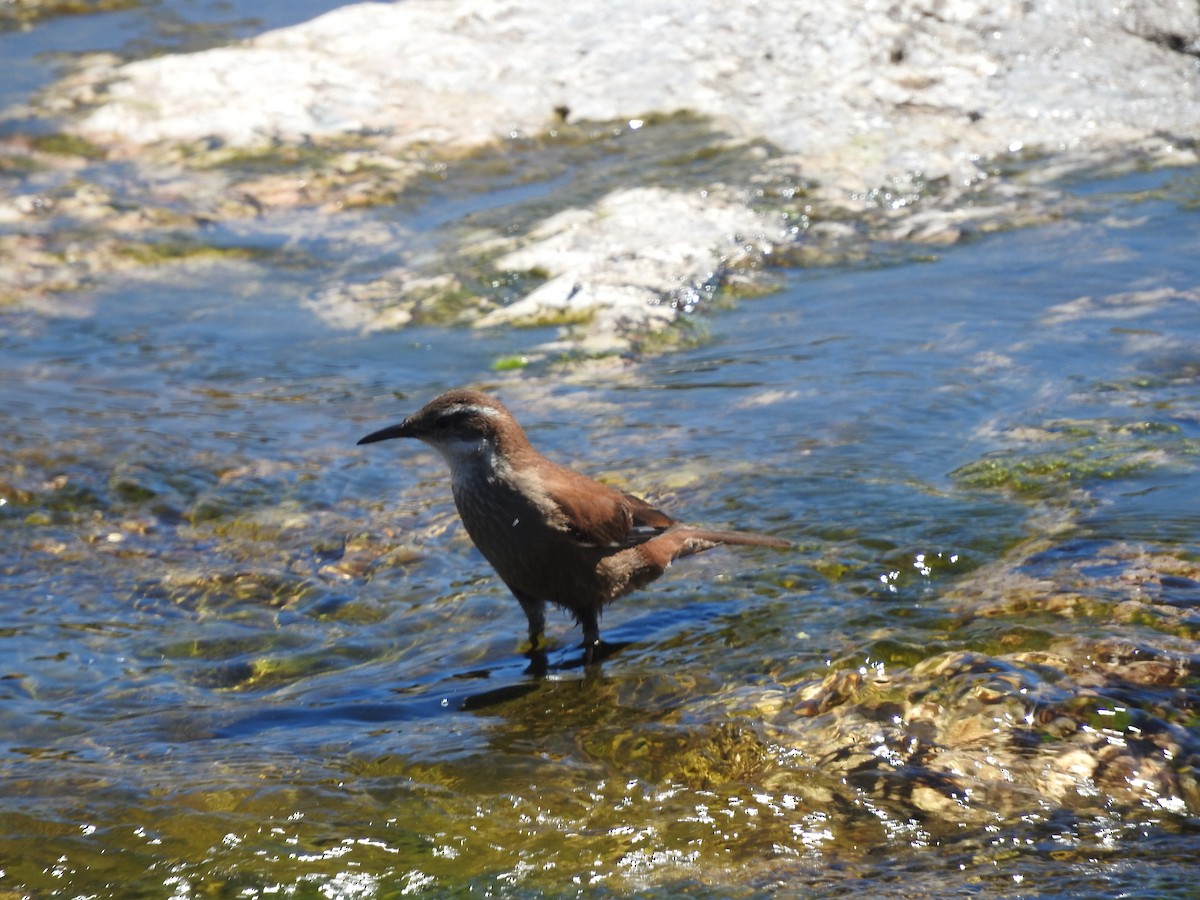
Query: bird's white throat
430,436,513,491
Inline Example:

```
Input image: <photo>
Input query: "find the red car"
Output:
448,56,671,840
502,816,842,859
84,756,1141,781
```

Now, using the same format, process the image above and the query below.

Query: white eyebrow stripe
444,403,500,418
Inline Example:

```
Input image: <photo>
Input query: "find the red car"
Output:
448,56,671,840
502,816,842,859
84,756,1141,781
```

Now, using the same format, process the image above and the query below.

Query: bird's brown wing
540,464,675,549
621,491,676,535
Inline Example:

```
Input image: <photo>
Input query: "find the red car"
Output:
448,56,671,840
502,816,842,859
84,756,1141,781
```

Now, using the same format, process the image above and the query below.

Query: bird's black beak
357,420,416,445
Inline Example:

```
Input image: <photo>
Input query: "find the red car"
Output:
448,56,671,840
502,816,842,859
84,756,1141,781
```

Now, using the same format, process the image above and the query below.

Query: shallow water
4,10,1200,895
3,150,1200,896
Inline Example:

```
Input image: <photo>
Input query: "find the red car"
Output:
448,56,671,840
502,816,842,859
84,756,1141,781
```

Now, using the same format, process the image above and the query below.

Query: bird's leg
511,588,546,652
524,649,549,677
579,610,602,665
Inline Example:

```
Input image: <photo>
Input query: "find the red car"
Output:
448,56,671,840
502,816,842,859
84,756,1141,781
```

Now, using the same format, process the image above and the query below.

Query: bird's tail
644,526,790,568
684,528,792,550
619,526,790,596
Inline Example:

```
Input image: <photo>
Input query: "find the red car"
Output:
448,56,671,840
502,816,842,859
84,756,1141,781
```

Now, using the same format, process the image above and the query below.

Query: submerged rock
762,538,1200,821
780,647,1199,820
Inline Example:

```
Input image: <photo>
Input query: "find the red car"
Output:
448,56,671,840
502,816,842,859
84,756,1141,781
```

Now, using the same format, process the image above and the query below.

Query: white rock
69,0,1200,192
476,186,778,329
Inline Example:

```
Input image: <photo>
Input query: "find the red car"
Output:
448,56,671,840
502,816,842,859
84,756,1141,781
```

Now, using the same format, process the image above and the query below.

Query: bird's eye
434,410,468,431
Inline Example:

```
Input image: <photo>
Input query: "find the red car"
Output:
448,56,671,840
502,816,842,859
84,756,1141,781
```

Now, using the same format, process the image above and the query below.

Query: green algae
443,111,782,210
951,418,1197,498
0,0,139,30
953,449,1150,494
492,355,530,371
29,132,106,160
114,239,262,267
184,140,351,174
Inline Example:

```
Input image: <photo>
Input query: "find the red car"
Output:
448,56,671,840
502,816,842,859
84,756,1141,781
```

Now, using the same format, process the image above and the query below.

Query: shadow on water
216,604,700,735
214,676,546,738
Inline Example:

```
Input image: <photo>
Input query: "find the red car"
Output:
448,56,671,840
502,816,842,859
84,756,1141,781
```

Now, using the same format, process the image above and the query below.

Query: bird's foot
524,646,549,677
582,638,625,666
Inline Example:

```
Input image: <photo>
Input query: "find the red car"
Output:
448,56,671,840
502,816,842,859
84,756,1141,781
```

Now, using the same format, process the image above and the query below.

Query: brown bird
358,389,790,662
